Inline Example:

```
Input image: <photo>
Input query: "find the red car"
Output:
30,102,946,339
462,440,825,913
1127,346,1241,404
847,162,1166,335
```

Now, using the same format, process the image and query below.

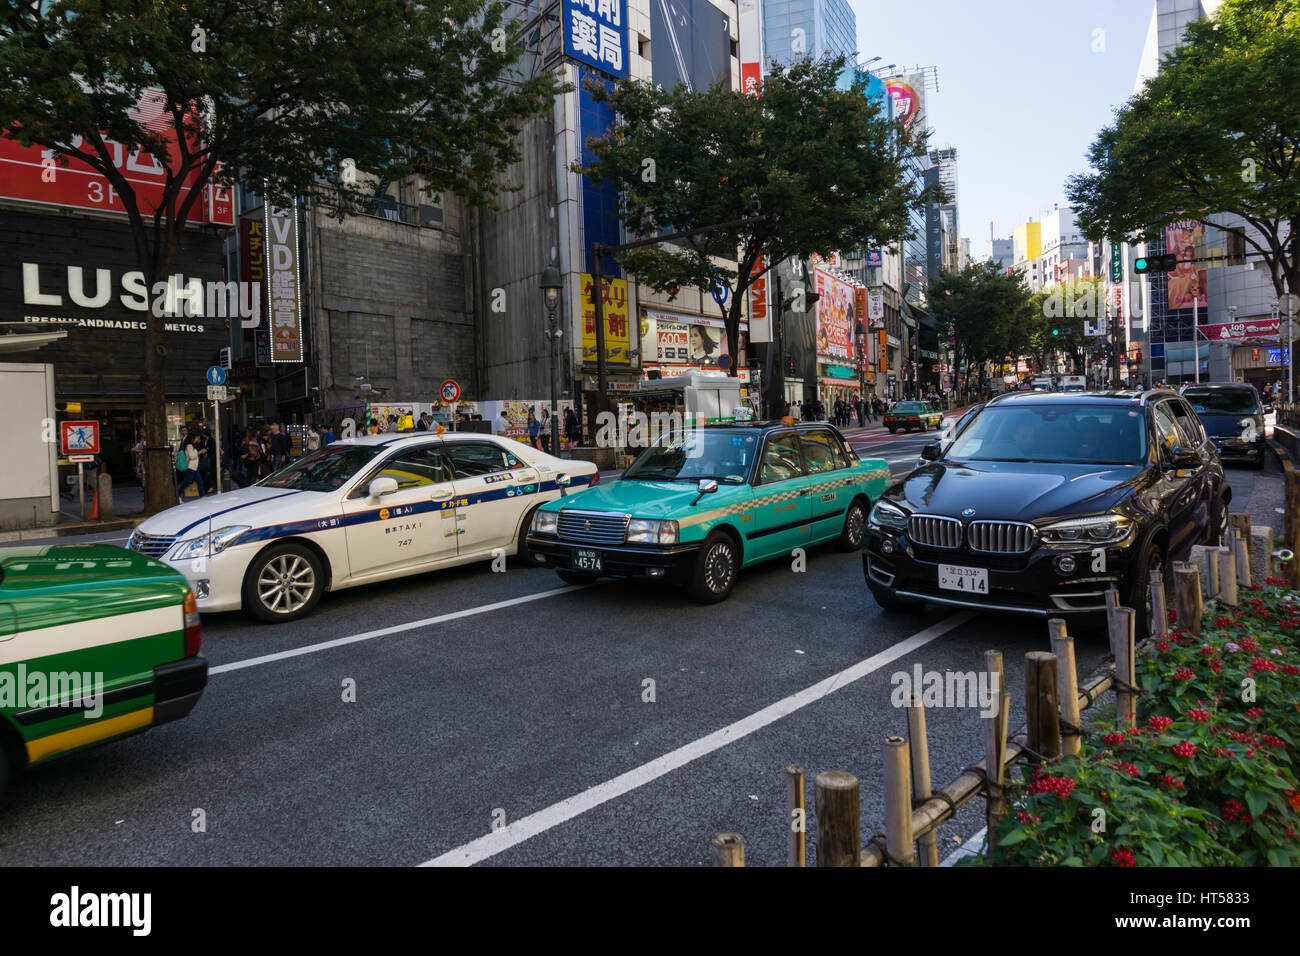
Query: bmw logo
961,508,976,518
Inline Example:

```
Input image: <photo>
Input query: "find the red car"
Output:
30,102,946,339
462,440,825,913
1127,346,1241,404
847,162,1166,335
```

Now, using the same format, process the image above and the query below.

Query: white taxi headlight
170,525,250,560
170,536,209,561
532,511,558,535
1039,513,1132,545
627,518,661,544
868,500,907,531
209,526,250,554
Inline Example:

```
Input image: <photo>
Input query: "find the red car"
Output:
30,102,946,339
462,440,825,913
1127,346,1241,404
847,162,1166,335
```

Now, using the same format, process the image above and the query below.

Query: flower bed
967,581,1300,866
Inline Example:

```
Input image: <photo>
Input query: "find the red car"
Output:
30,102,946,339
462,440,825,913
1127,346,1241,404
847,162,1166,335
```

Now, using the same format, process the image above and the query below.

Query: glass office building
761,0,857,69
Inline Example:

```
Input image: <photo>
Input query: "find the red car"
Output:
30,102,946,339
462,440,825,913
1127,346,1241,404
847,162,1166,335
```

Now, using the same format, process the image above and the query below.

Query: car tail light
589,471,601,486
183,590,202,657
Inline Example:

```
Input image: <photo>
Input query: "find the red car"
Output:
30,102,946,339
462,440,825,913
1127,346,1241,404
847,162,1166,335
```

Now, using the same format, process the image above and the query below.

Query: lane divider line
420,610,977,867
208,586,587,676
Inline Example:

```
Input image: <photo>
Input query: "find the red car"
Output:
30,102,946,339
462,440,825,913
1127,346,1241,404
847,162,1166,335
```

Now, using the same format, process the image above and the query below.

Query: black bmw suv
863,390,1230,634
1179,383,1267,469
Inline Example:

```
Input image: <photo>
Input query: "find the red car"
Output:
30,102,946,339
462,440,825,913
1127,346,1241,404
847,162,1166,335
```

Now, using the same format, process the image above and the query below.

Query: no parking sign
439,380,461,403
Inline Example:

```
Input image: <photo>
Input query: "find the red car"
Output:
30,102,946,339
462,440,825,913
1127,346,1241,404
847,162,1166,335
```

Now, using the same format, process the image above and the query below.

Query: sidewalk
0,484,149,543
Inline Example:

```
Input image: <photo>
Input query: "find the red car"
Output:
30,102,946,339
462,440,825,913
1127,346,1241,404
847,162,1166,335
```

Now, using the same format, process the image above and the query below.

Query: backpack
176,445,187,471
307,431,320,451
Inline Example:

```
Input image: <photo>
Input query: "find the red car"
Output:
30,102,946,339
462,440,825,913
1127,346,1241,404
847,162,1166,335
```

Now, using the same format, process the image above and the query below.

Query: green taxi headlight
532,511,558,535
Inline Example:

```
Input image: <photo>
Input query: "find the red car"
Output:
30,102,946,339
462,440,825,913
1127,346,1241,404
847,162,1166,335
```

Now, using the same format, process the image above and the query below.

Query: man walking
268,423,289,472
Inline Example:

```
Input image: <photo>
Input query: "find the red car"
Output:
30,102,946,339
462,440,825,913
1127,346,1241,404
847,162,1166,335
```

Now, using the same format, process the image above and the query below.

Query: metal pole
1288,293,1294,406
1194,296,1200,384
549,304,560,455
214,399,223,495
591,243,608,417
77,461,85,519
774,273,785,415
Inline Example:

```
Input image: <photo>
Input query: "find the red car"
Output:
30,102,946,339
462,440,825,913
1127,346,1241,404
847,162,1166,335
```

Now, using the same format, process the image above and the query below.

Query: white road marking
208,586,587,676
421,610,977,867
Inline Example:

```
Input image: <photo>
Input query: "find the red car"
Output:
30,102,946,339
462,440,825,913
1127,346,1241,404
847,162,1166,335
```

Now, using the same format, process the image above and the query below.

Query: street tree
1029,276,1108,374
0,0,564,514
928,262,1035,395
576,56,931,375
1067,0,1300,297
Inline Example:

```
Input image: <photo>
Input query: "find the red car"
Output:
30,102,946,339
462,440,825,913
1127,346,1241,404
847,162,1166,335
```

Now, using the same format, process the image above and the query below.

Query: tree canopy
577,55,932,372
1066,0,1300,296
928,262,1036,387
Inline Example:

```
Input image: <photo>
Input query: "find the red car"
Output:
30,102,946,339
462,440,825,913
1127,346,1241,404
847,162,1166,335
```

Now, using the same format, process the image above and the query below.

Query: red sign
60,420,100,455
1198,317,1281,344
440,380,462,403
0,91,235,226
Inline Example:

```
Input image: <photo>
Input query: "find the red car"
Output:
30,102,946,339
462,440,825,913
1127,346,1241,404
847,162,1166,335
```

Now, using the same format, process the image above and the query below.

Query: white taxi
127,433,599,622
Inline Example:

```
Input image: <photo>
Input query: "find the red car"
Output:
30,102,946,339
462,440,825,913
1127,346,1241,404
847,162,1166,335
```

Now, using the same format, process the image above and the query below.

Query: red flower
1245,707,1265,719
1110,761,1141,777
1103,731,1126,745
1208,659,1223,673
1167,609,1177,624
1159,775,1185,789
1239,637,1257,651
1148,715,1174,731
1247,600,1264,611
1187,709,1210,722
1099,790,1109,800
1264,735,1286,749
1111,846,1136,867
1213,617,1235,627
1173,667,1196,681
1288,792,1300,811
1283,665,1300,676
1171,741,1196,758
1156,640,1171,652
1250,658,1277,673
1265,576,1287,586
1026,775,1077,799
1017,810,1042,824
1222,799,1252,823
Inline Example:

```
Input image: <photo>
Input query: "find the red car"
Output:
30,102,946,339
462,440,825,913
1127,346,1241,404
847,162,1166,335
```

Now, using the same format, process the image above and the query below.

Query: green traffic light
1134,257,1149,272
1052,329,1060,335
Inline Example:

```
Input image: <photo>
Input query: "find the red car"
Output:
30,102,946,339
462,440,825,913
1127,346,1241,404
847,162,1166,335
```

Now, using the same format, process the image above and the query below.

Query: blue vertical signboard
563,0,628,79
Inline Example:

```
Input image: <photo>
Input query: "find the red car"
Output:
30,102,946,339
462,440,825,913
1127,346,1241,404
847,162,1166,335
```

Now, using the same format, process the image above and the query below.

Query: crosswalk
842,409,971,478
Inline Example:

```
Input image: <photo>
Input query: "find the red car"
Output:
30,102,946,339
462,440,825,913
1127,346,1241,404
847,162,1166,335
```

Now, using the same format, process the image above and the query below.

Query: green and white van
0,544,207,796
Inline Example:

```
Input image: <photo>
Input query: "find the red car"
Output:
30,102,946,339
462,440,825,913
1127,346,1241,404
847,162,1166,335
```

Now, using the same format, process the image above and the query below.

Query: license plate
572,548,603,573
938,564,988,594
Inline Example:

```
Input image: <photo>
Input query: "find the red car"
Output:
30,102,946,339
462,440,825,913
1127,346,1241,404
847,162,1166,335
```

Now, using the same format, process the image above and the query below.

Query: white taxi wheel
243,543,324,623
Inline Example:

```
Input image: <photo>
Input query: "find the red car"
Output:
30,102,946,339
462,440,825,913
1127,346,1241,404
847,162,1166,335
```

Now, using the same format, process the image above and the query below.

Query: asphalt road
0,433,1286,866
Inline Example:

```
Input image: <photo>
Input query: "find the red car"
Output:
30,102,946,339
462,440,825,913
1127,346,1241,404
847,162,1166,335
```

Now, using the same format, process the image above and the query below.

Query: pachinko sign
814,269,856,362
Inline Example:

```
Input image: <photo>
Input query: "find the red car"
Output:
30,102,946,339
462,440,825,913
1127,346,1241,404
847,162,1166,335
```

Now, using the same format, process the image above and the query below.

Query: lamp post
855,319,866,423
540,266,563,455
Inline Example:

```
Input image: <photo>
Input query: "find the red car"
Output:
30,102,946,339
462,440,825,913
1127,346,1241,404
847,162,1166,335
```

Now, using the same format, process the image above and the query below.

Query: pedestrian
176,437,204,501
527,408,541,450
268,423,290,471
323,422,336,446
498,409,511,436
855,398,865,427
240,435,265,485
305,424,320,453
539,407,552,453
564,407,580,446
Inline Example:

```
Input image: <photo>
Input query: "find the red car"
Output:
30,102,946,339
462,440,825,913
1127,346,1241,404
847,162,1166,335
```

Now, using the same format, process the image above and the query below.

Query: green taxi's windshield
892,402,925,413
261,444,385,491
622,429,758,484
1181,387,1259,417
946,405,1147,465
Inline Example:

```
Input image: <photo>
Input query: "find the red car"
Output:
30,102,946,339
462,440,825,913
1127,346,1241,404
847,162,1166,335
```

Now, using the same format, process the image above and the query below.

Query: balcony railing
312,184,442,228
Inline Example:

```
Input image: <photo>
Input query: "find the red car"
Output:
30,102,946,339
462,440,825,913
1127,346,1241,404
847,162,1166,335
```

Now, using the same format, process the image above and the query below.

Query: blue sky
852,0,1154,258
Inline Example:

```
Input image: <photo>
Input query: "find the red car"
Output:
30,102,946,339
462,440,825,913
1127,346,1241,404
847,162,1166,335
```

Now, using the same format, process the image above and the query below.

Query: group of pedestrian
175,421,218,501
230,422,298,488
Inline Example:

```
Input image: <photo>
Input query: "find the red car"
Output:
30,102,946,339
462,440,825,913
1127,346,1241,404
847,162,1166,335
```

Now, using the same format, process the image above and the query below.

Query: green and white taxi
0,544,207,796
883,401,944,433
527,421,890,602
128,433,598,622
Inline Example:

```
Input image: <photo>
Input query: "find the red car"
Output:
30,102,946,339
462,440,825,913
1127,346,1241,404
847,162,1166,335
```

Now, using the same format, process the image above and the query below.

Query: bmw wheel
837,498,868,551
243,543,324,623
687,531,739,604
1129,540,1169,639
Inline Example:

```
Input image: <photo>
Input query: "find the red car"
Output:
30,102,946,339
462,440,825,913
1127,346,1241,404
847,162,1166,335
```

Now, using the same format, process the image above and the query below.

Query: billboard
1165,220,1207,311
643,308,730,368
814,269,856,362
1199,317,1280,344
738,0,763,95
884,75,925,132
0,90,235,226
265,200,303,364
581,274,630,366
563,0,627,79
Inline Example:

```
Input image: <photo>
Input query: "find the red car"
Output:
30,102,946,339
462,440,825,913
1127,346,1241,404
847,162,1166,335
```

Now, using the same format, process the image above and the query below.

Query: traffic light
1133,253,1178,274
1135,350,1142,363
1051,328,1060,336
787,359,795,375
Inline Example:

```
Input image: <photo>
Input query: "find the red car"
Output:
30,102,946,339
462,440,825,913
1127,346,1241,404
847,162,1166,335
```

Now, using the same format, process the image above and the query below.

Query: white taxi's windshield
261,444,385,491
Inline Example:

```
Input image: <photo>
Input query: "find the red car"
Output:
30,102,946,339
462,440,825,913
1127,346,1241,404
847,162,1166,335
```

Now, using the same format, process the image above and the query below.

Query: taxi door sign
60,420,100,455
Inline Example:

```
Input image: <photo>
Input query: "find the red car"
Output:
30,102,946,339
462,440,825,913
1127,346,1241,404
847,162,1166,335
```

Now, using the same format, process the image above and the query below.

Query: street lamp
540,266,563,454
855,319,866,423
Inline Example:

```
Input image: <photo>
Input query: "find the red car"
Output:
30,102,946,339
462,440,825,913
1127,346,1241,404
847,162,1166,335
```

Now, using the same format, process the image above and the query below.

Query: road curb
0,516,143,543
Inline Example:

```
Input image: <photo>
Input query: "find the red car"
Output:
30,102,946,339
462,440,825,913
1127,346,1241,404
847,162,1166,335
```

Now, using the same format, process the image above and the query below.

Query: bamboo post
1173,562,1204,635
1108,605,1137,728
787,765,806,867
1216,545,1238,607
883,735,916,867
905,696,939,866
1149,568,1168,638
712,832,745,867
983,650,1007,850
1049,620,1082,758
1105,587,1120,616
1234,529,1251,588
1190,544,1218,602
1249,526,1274,586
1025,652,1061,765
814,771,860,867
1228,512,1251,547
1287,470,1300,589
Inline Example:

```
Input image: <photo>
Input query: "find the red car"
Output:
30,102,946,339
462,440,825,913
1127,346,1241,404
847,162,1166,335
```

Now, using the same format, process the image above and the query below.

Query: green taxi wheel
687,531,739,604
837,497,868,551
243,543,324,623
888,426,897,434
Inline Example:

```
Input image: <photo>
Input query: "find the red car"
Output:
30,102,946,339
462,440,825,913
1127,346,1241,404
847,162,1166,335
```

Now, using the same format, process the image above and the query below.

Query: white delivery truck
1060,375,1087,392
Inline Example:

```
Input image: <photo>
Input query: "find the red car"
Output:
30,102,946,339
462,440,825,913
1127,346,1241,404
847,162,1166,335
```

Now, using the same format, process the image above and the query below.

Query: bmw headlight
531,511,558,535
627,518,679,545
169,525,250,560
1038,513,1133,546
868,499,907,531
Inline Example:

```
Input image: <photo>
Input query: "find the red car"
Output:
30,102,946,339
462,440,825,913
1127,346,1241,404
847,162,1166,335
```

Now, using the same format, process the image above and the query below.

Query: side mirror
691,478,719,506
557,473,572,496
920,442,941,461
368,476,398,499
1166,446,1201,469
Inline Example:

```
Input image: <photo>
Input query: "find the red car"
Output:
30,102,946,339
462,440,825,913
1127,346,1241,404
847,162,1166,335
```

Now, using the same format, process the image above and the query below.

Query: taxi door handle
431,488,454,500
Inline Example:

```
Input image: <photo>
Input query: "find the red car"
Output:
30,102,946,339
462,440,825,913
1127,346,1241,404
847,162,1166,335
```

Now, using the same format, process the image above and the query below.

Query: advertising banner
581,273,630,366
1165,220,1208,310
644,308,730,368
885,75,926,132
867,287,884,326
814,269,856,362
738,0,764,95
485,399,574,451
240,217,264,351
265,199,303,363
562,0,627,79
1198,317,1281,344
0,90,234,226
